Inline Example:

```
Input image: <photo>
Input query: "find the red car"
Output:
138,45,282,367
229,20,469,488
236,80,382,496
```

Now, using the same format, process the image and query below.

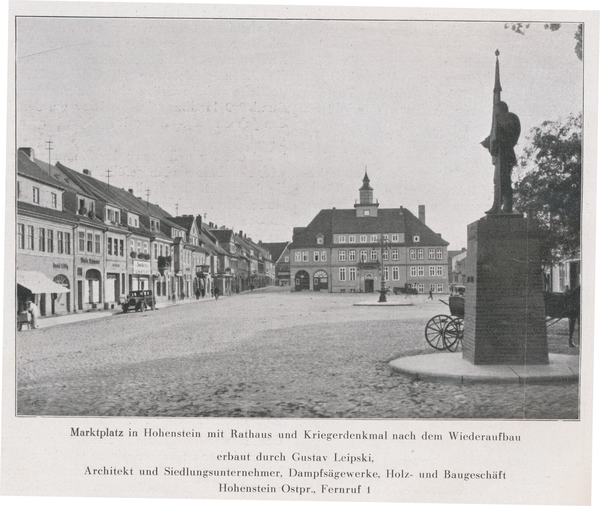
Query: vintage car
122,290,156,312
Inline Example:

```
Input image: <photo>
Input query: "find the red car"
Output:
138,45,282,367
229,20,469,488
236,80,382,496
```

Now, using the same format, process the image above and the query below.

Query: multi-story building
289,173,449,294
262,241,291,286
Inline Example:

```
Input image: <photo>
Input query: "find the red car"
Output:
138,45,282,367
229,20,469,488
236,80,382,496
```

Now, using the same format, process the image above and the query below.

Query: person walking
428,289,433,300
214,286,220,300
27,299,40,329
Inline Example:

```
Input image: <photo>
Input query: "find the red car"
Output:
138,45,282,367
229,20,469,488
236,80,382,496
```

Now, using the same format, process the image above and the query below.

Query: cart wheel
425,315,451,350
444,317,464,352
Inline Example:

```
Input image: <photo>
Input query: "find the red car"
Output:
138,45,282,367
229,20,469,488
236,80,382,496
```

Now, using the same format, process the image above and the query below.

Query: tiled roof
262,242,289,263
17,151,69,191
291,207,448,248
17,201,79,223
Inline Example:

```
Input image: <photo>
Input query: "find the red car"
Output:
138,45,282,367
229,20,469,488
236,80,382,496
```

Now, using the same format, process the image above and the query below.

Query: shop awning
17,270,70,294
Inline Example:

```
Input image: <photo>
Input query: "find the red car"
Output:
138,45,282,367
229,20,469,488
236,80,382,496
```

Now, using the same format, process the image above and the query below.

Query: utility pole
106,169,112,187
46,140,53,175
145,188,150,207
175,204,179,216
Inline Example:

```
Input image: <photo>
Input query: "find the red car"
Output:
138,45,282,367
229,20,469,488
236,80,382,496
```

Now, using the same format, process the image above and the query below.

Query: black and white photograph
2,1,597,504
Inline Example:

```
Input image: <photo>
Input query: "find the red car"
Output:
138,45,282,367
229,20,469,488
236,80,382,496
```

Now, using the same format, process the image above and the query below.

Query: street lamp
377,237,390,303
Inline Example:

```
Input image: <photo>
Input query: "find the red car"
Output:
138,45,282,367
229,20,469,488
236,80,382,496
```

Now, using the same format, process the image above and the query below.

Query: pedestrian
195,288,200,300
211,287,214,298
428,289,433,300
214,286,220,300
201,287,205,298
27,299,40,329
250,283,254,292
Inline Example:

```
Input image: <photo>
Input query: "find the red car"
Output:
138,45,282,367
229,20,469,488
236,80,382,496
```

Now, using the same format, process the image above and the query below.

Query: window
391,234,399,242
57,231,64,254
429,249,435,260
392,249,399,261
338,235,346,243
95,234,101,254
437,266,444,276
418,284,424,293
349,267,357,281
360,235,367,243
429,266,436,276
65,233,71,255
302,252,308,262
349,235,356,243
431,284,437,293
339,268,347,281
360,250,368,262
27,226,34,250
383,234,389,240
295,252,301,262
370,250,377,261
17,224,24,249
383,250,389,261
437,284,444,293
47,230,54,253
137,241,142,253
339,250,346,262
119,240,123,256
392,266,400,280
418,266,425,276
410,266,417,277
39,228,45,252
437,249,443,260
51,193,57,209
115,212,120,223
384,267,389,281
154,243,158,259
314,251,320,262
79,231,85,251
349,250,356,262
321,251,326,262
418,249,424,260
108,237,113,255
413,236,420,243
144,242,148,254
317,236,324,245
409,249,416,260
33,187,40,204
87,233,93,252
284,255,289,262
363,209,370,216
370,234,377,242
130,239,135,252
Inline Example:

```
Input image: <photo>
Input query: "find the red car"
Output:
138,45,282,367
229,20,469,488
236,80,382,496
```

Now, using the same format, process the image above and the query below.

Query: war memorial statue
462,51,549,365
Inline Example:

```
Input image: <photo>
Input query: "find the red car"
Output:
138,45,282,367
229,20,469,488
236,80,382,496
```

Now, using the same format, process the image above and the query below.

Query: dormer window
316,234,324,245
413,235,420,243
364,209,370,216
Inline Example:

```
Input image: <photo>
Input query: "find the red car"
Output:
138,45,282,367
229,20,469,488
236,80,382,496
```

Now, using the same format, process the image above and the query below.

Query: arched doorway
52,274,71,313
295,270,310,291
313,270,329,292
364,273,374,293
85,269,102,305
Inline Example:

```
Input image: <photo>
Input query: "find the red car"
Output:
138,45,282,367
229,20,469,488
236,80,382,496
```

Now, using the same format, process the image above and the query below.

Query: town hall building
289,173,449,294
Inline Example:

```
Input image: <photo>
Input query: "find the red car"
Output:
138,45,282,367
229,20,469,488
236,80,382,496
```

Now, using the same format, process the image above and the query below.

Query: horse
544,285,580,347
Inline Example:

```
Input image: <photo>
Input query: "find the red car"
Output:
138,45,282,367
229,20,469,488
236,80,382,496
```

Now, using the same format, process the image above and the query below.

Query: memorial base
463,215,549,365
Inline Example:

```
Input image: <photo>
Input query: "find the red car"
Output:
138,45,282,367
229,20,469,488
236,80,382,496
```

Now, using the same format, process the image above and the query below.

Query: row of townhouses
16,147,275,318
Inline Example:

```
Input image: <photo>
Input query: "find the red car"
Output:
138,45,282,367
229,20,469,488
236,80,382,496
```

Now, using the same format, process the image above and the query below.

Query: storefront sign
133,260,151,275
110,262,124,269
80,257,100,264
53,263,69,270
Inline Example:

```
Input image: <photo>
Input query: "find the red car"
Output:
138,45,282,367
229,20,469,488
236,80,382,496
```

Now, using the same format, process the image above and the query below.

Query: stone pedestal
463,215,549,365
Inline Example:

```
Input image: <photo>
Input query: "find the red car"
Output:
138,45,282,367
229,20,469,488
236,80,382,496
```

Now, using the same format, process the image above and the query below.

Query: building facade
289,173,450,294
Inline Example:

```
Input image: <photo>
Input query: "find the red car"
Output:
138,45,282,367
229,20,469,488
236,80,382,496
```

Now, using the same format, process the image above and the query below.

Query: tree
513,113,581,267
504,23,582,61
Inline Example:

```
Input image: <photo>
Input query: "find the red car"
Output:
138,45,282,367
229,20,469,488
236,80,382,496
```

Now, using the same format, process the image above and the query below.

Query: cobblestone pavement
16,288,580,419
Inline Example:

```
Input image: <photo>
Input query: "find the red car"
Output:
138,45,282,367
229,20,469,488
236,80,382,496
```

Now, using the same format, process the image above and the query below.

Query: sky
15,12,584,249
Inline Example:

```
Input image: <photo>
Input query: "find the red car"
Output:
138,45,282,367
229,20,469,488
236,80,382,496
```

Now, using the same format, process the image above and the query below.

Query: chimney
83,169,91,176
418,205,426,224
239,230,243,237
128,189,134,194
19,147,35,160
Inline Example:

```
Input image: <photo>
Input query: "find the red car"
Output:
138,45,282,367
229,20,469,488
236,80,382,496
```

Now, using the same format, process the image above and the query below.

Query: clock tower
354,171,379,217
